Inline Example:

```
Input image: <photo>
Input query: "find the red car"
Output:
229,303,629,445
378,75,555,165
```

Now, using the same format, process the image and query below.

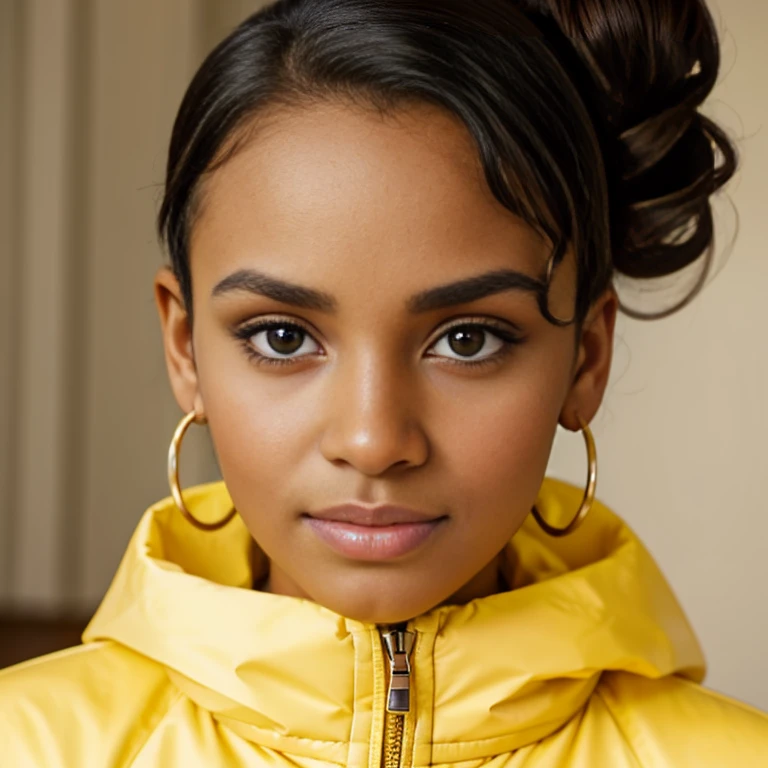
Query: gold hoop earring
531,414,596,537
168,409,237,531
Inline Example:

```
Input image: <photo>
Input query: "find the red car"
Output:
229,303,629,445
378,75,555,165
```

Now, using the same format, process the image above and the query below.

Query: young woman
2,0,767,765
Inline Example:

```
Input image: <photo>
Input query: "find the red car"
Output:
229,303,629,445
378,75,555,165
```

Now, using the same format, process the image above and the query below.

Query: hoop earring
168,409,237,531
531,414,596,537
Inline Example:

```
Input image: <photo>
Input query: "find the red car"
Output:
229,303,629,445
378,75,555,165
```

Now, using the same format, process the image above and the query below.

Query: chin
311,574,441,626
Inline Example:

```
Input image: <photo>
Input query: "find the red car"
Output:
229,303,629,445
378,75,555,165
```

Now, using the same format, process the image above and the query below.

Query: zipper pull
382,626,416,713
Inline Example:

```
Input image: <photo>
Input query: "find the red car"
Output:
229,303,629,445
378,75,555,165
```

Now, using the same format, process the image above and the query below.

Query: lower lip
303,516,446,561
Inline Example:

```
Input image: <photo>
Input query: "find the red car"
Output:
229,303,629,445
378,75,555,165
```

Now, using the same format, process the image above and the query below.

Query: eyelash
232,316,524,371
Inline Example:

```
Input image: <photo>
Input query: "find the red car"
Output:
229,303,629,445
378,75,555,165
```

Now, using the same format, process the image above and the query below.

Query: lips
303,517,447,561
305,503,444,527
302,503,448,561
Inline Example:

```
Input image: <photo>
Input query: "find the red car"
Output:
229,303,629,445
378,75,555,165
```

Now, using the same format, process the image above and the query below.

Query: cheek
202,386,313,507
192,332,315,522
202,391,313,565
439,376,562,521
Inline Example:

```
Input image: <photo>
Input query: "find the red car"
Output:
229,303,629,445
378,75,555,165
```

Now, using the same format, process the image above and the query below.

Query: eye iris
448,326,484,357
267,327,303,355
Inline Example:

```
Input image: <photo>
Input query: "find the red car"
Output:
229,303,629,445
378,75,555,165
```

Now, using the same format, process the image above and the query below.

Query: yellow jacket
1,477,767,766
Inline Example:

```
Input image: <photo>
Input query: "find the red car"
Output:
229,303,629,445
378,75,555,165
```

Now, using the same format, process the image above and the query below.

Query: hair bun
520,0,737,309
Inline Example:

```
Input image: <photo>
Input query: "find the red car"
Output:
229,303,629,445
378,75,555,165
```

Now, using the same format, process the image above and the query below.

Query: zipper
380,623,416,768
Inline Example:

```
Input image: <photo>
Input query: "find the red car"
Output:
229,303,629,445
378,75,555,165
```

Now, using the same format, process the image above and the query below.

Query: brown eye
264,326,305,355
430,323,508,363
447,326,486,357
238,321,321,363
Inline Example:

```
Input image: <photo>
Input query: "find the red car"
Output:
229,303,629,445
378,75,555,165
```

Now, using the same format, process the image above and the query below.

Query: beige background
0,0,765,709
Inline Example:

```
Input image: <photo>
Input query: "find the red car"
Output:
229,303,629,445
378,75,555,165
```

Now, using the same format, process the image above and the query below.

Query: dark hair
157,0,737,335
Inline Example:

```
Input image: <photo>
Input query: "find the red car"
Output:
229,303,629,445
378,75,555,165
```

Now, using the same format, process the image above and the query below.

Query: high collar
83,477,705,761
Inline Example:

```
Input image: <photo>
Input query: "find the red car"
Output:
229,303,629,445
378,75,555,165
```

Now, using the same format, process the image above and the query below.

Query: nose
318,353,429,476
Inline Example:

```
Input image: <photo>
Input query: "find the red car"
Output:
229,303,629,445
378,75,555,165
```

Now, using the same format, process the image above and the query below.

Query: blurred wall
0,0,244,613
0,0,766,709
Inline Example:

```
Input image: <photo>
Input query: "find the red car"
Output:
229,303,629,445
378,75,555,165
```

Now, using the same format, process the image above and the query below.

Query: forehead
188,100,551,295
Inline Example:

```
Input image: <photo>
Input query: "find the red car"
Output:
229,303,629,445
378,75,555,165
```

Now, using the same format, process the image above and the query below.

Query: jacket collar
83,478,705,760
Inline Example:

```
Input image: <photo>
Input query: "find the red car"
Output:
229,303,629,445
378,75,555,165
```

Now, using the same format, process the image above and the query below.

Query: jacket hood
82,477,706,761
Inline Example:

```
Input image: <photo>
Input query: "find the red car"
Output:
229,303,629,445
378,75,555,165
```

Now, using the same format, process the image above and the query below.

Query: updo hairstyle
157,0,737,334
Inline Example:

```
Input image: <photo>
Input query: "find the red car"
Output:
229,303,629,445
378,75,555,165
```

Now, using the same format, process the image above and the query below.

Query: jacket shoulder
596,670,768,766
0,641,181,767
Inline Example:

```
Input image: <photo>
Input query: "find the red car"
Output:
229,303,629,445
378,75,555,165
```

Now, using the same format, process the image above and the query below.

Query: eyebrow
211,267,545,314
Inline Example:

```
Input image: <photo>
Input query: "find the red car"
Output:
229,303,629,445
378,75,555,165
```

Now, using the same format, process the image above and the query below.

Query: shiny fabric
1,477,767,766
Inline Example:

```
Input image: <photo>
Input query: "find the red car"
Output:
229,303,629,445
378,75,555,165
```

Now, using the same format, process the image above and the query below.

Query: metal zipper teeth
383,711,405,768
381,625,416,768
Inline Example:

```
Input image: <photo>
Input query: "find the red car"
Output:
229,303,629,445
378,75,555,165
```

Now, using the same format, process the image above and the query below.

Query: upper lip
305,504,445,527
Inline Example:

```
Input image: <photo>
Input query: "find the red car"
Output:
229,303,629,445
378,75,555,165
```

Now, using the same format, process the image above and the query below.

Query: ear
153,266,205,418
559,286,618,431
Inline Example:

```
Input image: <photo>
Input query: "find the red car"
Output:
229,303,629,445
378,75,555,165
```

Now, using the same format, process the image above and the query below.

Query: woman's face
155,101,617,625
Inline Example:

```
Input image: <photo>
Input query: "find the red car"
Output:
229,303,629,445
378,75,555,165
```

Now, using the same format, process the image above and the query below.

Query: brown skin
154,101,618,626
